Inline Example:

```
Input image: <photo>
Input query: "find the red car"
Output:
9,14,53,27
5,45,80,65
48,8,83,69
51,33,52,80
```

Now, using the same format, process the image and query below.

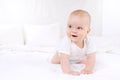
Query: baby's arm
60,53,80,75
81,53,96,74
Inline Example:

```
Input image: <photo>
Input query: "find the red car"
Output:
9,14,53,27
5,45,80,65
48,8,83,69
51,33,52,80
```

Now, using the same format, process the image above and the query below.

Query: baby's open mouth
72,35,78,37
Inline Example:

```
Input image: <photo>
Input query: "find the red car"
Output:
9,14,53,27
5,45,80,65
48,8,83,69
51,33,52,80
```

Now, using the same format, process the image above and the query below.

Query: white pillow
0,24,24,45
24,23,61,47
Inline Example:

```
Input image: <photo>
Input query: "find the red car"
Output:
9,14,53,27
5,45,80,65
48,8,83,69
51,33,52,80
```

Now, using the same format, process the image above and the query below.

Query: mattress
0,45,120,80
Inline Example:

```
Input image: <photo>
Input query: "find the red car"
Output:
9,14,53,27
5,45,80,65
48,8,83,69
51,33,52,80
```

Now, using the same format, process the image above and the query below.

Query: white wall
0,0,102,36
103,0,120,36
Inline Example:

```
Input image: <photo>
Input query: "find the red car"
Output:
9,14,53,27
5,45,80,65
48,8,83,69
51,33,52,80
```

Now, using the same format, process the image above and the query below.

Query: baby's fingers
80,70,85,74
70,71,80,76
80,70,93,74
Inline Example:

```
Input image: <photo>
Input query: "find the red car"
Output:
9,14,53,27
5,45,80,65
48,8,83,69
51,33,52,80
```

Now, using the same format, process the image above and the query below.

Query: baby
51,9,96,76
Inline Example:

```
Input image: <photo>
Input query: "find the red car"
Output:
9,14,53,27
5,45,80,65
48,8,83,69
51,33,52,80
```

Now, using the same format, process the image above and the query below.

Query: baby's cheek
82,31,88,36
78,32,84,36
78,33,86,39
66,33,71,38
67,31,71,36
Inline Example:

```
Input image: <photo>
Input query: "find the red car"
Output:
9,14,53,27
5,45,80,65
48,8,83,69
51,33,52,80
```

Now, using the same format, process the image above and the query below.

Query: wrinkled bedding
0,45,120,80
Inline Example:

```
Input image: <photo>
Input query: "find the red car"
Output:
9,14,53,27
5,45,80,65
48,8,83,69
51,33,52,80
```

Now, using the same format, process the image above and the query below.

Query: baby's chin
70,37,79,42
70,36,84,42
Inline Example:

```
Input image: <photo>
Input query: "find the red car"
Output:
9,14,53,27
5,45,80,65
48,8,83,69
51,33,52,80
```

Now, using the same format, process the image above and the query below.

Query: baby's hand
69,71,80,76
80,69,93,74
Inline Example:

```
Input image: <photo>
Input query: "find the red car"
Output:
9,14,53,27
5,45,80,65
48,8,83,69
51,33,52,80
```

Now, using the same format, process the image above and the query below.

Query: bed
0,24,120,80
0,45,120,80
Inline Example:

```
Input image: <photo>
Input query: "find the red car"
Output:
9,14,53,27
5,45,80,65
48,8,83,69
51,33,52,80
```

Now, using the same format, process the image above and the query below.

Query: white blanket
0,46,120,80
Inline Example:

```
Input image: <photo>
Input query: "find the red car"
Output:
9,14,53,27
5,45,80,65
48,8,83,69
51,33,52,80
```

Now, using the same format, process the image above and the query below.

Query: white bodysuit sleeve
57,36,71,55
86,36,96,54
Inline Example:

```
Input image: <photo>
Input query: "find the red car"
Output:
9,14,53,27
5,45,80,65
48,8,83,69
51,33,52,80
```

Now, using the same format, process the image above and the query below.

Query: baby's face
67,15,90,43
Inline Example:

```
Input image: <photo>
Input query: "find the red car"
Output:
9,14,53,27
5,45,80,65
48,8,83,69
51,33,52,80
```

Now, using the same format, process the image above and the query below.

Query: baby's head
66,9,91,43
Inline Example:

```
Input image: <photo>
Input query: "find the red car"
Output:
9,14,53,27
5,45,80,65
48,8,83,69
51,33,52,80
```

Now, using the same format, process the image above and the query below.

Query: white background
103,0,120,36
0,0,102,36
0,0,120,36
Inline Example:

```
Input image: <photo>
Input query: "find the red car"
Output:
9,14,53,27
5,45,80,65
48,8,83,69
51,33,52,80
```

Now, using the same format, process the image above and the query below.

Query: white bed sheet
0,46,120,80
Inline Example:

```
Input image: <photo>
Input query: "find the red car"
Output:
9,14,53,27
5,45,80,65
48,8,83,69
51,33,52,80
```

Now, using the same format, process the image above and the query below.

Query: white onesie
57,36,96,63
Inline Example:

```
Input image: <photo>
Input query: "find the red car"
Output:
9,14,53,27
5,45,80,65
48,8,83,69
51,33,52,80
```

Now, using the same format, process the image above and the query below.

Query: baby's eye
77,27,83,29
68,25,72,28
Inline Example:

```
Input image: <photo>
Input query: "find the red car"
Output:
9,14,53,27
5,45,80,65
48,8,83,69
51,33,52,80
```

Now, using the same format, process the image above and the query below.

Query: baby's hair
70,9,91,25
70,9,91,20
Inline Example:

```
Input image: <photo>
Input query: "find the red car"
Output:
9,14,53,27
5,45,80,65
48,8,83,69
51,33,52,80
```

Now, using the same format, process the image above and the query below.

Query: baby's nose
72,28,77,32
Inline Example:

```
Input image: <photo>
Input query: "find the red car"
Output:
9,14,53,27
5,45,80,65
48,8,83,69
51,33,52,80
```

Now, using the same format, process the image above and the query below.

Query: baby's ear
87,28,91,33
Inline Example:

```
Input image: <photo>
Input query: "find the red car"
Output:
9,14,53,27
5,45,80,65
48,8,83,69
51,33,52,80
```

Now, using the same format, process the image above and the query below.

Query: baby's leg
51,52,60,64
